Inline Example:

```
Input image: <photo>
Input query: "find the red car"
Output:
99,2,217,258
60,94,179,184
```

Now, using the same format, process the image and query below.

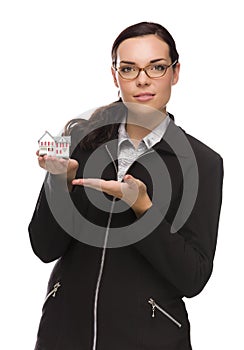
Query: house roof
38,131,55,143
54,135,71,144
38,131,71,144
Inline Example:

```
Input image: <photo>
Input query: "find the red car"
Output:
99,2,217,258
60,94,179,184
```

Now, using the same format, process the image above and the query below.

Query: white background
0,0,243,349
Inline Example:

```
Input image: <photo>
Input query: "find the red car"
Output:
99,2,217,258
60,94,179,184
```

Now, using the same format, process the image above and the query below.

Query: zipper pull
148,298,156,318
44,281,61,305
52,282,61,297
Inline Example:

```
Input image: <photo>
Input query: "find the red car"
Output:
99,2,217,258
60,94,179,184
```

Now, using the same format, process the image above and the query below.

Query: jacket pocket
148,298,182,328
43,281,61,308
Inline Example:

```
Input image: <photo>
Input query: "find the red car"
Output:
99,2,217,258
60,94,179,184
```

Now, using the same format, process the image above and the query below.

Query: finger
72,179,123,198
124,174,135,182
40,156,68,174
123,174,139,188
38,156,46,169
72,178,105,191
45,157,68,171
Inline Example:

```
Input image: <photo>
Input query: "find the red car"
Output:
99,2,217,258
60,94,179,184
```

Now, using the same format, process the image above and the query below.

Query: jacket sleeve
134,153,224,298
28,173,74,263
29,123,89,263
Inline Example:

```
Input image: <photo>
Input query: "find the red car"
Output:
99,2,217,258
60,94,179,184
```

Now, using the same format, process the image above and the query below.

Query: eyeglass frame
113,60,178,80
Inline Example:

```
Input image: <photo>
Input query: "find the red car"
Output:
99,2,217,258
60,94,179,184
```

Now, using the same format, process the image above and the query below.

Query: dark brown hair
65,22,179,151
112,21,179,68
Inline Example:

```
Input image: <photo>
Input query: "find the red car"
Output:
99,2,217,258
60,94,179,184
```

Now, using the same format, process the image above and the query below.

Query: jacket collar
105,114,190,159
153,119,190,158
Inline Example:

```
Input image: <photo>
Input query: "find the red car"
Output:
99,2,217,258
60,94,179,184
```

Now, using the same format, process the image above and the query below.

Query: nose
136,69,151,86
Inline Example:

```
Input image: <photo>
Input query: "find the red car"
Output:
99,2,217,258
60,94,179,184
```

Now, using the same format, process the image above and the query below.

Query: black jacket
29,117,223,350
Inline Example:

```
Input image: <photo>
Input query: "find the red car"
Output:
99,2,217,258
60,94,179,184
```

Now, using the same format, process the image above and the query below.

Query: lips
134,92,155,102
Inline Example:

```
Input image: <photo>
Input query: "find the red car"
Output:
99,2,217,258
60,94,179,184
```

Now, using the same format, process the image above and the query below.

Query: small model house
38,131,71,158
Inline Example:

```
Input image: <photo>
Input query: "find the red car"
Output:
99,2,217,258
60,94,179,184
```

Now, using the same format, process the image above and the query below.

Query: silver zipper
44,282,61,304
105,144,119,175
92,143,117,350
92,197,115,350
92,145,155,350
148,298,182,328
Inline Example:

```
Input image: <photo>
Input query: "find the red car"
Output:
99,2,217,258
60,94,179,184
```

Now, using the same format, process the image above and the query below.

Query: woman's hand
72,174,152,217
37,151,79,183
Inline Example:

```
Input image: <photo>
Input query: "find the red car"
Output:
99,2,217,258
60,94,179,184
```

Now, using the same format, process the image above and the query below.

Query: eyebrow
119,58,167,65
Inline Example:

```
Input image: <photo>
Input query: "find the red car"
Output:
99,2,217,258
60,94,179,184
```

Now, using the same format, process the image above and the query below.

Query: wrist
132,196,152,218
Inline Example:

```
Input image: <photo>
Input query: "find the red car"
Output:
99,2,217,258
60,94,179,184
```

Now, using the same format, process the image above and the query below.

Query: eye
119,66,136,73
151,64,167,71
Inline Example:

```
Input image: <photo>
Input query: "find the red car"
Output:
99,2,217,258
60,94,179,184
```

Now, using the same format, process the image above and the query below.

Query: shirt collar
118,114,171,149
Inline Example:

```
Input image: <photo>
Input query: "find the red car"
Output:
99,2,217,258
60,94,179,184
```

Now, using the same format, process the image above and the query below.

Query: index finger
72,178,105,191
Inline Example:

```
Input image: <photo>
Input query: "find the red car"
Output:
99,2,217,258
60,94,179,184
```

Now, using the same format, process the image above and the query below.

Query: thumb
124,174,137,186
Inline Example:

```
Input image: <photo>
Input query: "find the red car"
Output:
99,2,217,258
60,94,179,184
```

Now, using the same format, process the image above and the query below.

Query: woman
29,22,224,350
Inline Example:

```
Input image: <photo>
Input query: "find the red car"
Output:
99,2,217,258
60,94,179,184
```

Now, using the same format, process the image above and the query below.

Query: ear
111,66,119,88
172,62,180,85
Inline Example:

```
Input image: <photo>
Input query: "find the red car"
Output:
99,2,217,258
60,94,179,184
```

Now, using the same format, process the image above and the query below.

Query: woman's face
112,34,180,114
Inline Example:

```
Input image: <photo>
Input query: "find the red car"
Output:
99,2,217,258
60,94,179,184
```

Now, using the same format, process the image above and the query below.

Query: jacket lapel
153,119,189,158
101,114,192,181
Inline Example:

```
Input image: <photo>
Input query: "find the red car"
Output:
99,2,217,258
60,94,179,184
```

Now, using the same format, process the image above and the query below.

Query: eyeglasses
114,60,177,80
